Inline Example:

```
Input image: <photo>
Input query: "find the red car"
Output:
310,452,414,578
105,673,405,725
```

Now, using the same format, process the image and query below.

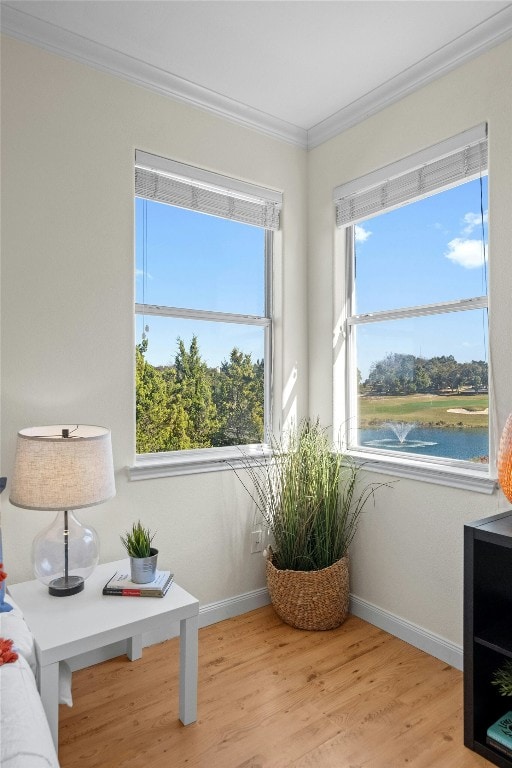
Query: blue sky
354,175,488,379
136,174,488,375
135,199,265,367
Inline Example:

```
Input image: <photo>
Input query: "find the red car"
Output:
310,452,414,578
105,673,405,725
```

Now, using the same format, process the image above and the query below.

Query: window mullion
348,295,487,326
264,230,273,443
135,303,270,327
345,227,358,452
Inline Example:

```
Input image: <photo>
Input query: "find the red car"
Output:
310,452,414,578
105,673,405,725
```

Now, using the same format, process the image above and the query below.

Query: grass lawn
359,392,489,429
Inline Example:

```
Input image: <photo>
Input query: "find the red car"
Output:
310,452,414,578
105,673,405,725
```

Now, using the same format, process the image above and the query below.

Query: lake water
359,426,488,462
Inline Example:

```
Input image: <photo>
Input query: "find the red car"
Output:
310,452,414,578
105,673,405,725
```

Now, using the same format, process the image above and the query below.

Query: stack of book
487,711,512,759
103,569,173,597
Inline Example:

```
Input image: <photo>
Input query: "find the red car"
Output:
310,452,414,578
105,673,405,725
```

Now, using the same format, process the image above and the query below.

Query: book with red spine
103,569,173,597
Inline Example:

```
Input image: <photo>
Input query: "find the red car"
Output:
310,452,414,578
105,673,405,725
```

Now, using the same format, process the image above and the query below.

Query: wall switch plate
250,529,264,554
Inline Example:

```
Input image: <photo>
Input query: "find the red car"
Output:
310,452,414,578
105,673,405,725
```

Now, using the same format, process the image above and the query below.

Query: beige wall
0,36,308,601
2,32,511,648
308,38,512,645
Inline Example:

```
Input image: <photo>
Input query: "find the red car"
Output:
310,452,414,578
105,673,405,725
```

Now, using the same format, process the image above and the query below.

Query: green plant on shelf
492,659,512,697
120,520,156,558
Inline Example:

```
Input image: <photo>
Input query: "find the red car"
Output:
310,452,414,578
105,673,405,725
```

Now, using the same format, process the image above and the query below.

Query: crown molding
2,3,512,152
0,3,308,149
307,5,512,149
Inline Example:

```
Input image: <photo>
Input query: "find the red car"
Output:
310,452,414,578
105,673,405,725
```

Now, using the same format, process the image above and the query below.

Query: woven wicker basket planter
266,554,350,631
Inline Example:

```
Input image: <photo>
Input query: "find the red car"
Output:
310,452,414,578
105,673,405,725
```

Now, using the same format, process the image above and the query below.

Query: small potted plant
120,520,158,583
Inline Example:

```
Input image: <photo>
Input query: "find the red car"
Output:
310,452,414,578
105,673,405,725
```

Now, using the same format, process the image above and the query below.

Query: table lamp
498,413,512,503
9,425,115,596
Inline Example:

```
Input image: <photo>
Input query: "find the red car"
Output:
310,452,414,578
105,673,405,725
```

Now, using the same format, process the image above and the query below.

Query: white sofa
0,595,60,768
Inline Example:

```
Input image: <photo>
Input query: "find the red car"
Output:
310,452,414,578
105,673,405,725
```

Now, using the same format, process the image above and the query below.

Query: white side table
9,559,199,750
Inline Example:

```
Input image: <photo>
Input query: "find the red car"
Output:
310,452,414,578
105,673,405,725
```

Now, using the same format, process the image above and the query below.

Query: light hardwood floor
59,606,489,768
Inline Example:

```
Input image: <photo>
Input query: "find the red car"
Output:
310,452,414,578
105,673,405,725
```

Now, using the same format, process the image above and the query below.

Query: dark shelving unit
464,510,512,767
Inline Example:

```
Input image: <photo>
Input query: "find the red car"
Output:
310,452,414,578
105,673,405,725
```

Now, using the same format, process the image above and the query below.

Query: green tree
174,336,218,447
461,360,488,392
414,364,432,393
135,339,171,453
136,336,268,452
365,352,488,396
213,348,264,446
367,353,415,394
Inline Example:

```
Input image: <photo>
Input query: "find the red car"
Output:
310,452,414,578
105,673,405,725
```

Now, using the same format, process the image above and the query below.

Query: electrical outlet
250,529,264,554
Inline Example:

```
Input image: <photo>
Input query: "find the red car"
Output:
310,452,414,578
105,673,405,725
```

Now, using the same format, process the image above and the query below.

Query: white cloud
355,224,372,242
136,268,153,279
444,238,487,269
462,210,488,235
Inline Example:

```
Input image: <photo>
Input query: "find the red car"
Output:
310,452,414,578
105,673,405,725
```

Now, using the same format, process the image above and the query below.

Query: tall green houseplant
235,419,384,629
238,419,379,570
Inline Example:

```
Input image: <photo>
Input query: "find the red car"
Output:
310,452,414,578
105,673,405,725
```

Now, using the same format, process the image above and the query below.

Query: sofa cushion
1,595,73,706
0,596,36,674
0,654,60,768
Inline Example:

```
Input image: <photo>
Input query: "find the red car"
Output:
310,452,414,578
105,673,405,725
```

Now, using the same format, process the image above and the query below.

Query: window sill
127,444,272,481
128,444,496,493
346,449,496,495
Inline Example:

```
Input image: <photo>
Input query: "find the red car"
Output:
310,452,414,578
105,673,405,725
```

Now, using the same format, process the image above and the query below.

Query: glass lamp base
48,574,84,597
32,510,99,594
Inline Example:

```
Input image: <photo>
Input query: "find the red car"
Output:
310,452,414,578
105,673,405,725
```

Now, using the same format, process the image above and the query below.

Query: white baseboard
349,594,463,670
198,586,270,629
67,587,462,674
68,586,270,672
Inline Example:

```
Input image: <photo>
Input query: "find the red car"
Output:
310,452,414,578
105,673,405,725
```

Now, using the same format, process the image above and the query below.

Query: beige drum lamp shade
10,425,115,510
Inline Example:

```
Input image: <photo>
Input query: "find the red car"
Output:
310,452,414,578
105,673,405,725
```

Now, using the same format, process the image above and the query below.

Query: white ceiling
2,1,512,148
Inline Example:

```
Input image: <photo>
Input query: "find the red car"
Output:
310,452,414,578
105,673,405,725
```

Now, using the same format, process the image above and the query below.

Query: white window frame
333,125,495,494
129,153,280,480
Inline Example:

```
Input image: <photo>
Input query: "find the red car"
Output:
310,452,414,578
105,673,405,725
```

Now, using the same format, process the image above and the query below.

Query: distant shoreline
360,420,487,430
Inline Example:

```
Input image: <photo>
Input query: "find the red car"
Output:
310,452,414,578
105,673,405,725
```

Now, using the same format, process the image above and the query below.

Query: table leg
179,613,198,725
38,661,60,750
127,633,143,660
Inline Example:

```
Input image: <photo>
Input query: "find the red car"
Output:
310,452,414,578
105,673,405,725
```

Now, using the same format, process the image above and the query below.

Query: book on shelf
103,569,174,597
486,711,512,758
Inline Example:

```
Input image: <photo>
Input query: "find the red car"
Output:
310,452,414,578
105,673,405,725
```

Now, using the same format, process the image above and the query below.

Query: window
334,125,493,490
133,151,281,476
